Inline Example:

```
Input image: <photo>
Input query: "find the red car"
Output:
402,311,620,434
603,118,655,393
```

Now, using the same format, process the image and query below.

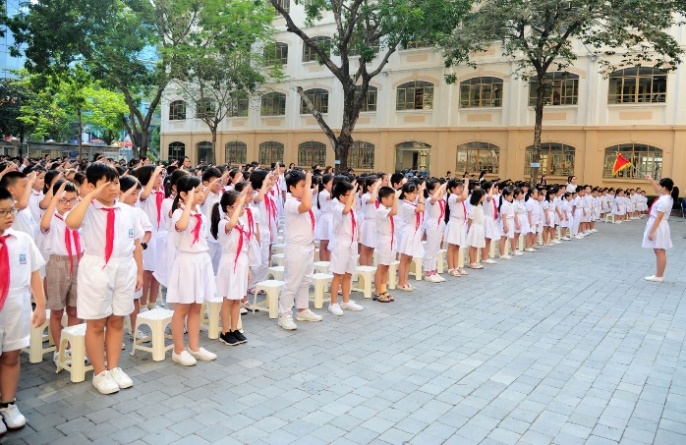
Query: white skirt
499,216,515,239
466,223,486,248
152,231,174,288
315,213,332,241
166,251,217,304
642,220,672,250
517,216,530,234
360,219,378,248
444,219,467,246
216,251,250,300
142,229,163,271
397,226,424,258
484,217,500,240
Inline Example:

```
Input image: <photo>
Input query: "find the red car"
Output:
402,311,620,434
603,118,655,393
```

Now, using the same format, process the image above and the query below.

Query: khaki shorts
45,255,79,310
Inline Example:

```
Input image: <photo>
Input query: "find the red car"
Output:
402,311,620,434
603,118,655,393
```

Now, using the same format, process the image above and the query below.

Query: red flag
612,153,632,175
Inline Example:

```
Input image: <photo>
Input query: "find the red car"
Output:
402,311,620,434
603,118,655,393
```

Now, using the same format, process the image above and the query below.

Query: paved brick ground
4,217,686,445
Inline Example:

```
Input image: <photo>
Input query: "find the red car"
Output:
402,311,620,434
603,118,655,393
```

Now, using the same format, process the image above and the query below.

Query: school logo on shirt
19,253,27,265
128,229,134,238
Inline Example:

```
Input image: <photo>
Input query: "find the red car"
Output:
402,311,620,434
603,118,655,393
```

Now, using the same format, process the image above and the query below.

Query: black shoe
219,331,239,346
233,330,247,344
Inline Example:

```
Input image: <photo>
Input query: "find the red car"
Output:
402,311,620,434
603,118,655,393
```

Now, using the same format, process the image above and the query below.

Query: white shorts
329,242,358,275
376,237,395,266
77,255,137,320
0,290,31,353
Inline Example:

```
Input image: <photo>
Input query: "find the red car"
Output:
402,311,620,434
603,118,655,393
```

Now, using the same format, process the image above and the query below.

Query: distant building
1,0,24,79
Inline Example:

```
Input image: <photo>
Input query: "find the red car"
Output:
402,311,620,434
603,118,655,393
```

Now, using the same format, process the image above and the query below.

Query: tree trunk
139,127,148,158
211,127,217,165
531,74,547,187
77,109,83,161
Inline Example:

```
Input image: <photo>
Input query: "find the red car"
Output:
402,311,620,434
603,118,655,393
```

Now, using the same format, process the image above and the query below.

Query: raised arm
65,181,111,230
40,181,67,231
140,166,163,201
15,172,36,211
174,187,196,232
343,184,358,215
430,182,447,204
298,172,313,214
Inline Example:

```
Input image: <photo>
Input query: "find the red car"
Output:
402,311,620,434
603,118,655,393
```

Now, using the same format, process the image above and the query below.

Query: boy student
0,187,46,433
373,186,399,303
65,163,144,395
200,167,225,274
277,170,323,330
0,171,39,239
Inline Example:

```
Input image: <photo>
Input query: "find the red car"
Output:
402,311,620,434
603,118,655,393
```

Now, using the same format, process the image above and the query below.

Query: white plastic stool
56,324,93,383
252,280,284,319
130,308,174,362
388,261,400,290
267,266,285,280
352,266,376,299
313,261,330,274
409,257,423,281
605,213,615,223
517,235,524,252
271,253,285,266
23,309,55,364
311,273,333,309
271,243,285,254
437,250,447,274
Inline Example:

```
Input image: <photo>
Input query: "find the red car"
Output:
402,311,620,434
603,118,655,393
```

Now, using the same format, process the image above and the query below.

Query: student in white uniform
153,169,189,289
200,167,224,274
512,188,527,255
642,176,674,282
396,181,426,291
249,170,275,292
315,174,334,262
571,187,586,238
444,178,469,276
233,181,261,313
0,187,46,433
39,180,83,367
0,172,39,240
276,170,323,330
498,187,515,258
466,189,486,268
166,176,217,366
358,176,382,267
373,186,399,303
481,182,499,264
65,163,143,395
423,179,448,282
524,188,539,252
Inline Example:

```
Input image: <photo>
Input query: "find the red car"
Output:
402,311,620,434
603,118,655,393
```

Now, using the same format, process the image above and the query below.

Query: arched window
264,42,288,65
196,98,215,119
459,77,503,108
349,141,375,169
608,67,667,104
300,89,329,114
169,100,186,120
168,141,186,159
603,144,662,179
524,143,575,177
298,141,327,167
259,141,284,165
228,94,249,118
356,86,378,112
529,72,579,106
303,36,331,62
456,142,500,174
225,141,247,164
396,81,434,111
261,92,286,116
197,141,214,165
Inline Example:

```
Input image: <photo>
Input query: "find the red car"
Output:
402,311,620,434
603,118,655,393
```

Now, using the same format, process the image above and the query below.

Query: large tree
441,0,686,185
11,0,200,157
271,0,468,171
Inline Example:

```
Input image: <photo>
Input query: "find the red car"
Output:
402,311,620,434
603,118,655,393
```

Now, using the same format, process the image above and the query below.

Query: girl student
373,186,400,302
233,181,260,313
552,186,564,244
166,175,217,366
444,178,469,276
423,178,448,282
39,180,83,367
498,187,515,259
512,187,526,255
132,164,164,310
560,192,573,240
315,174,334,261
541,188,555,246
396,180,426,291
327,179,364,316
249,169,276,293
358,175,382,266
481,181,499,264
211,189,250,345
642,176,674,283
118,176,153,340
524,188,539,252
466,188,487,269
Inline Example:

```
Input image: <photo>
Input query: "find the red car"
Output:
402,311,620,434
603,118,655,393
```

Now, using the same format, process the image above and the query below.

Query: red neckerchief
390,215,395,249
264,194,276,227
191,213,203,245
233,222,246,272
155,191,164,229
100,206,115,266
0,233,10,311
438,199,446,226
55,213,81,277
350,209,356,246
407,201,422,232
245,208,254,240
493,198,498,220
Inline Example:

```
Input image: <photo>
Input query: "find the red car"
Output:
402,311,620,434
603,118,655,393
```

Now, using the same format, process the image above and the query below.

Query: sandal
458,268,468,275
398,284,414,292
377,292,392,303
468,263,484,269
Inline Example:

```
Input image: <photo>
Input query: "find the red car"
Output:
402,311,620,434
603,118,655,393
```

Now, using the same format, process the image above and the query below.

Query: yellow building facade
160,8,686,190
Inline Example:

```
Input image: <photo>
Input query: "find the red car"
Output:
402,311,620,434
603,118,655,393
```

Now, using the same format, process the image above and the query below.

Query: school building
160,4,686,190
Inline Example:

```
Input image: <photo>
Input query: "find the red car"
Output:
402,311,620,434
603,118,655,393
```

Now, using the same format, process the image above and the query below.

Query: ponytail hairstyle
499,187,513,213
399,181,418,201
525,187,538,202
446,178,462,193
164,169,189,198
317,173,333,209
424,178,440,199
361,175,378,195
210,190,241,239
331,179,354,201
172,175,201,212
513,187,524,200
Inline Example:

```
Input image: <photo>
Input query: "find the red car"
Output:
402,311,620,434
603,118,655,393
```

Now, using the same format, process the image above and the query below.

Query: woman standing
642,176,674,283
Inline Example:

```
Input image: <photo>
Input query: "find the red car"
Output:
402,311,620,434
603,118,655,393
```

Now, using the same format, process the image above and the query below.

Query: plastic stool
271,243,285,254
605,213,615,223
56,324,93,383
252,280,284,319
200,299,243,339
23,309,55,363
409,257,423,281
388,261,400,290
271,253,285,266
437,250,447,274
352,266,376,299
311,273,333,309
313,261,330,274
130,308,174,362
267,266,285,280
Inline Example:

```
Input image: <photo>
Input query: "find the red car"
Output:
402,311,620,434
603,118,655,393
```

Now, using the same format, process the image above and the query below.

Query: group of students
0,155,676,435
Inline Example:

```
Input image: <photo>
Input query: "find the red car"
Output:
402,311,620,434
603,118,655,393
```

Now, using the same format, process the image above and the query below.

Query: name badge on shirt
128,229,134,238
19,253,27,265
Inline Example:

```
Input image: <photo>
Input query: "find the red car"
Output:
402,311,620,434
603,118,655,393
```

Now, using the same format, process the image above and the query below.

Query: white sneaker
328,303,344,316
591,229,598,233
109,367,133,389
341,300,364,311
514,251,523,256
553,239,562,244
240,306,248,315
0,403,26,429
500,255,512,259
482,259,497,264
135,330,150,343
561,237,571,241
525,248,536,252
172,350,197,366
425,274,442,283
189,347,217,361
0,418,5,434
296,309,323,322
574,235,583,240
277,314,298,330
436,274,446,282
644,275,664,283
92,370,120,395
